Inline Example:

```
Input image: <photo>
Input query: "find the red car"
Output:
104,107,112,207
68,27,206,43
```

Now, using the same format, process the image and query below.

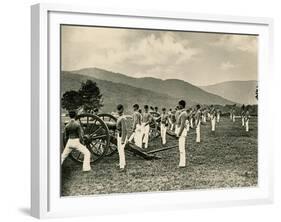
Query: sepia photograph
60,25,258,197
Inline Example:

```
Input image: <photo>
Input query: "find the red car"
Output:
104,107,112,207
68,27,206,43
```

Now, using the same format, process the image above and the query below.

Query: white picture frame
31,3,274,219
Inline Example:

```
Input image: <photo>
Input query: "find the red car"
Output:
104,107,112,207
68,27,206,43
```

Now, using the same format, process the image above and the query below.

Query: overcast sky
61,25,257,86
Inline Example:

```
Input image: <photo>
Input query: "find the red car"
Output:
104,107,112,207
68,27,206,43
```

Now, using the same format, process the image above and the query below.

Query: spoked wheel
69,113,110,164
98,113,118,156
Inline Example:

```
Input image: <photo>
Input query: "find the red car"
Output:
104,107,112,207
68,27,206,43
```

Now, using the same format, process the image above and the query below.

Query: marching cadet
194,104,201,143
116,104,128,171
216,108,221,123
131,104,142,147
241,104,245,127
245,105,250,132
160,108,169,145
61,110,91,172
210,105,216,132
201,108,207,123
176,100,188,168
142,105,153,148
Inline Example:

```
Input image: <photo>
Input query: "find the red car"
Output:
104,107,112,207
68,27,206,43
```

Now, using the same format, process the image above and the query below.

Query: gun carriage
63,112,178,165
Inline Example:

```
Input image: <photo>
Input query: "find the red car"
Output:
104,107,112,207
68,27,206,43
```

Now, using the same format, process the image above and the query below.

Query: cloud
220,61,236,70
62,26,258,85
212,35,257,53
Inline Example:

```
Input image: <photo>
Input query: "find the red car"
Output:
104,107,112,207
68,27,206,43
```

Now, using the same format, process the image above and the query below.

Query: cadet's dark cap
144,105,149,109
117,104,123,111
133,104,139,109
68,110,76,118
162,107,166,111
178,100,186,108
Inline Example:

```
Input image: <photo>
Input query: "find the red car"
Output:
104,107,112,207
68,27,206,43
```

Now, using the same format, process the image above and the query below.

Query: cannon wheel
69,113,110,164
149,111,161,141
98,113,118,156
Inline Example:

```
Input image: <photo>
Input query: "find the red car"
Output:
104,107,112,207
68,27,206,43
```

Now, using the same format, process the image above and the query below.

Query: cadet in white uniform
131,104,142,147
142,105,153,148
195,104,201,143
160,108,169,145
61,110,91,172
245,106,250,132
216,109,220,123
116,104,128,171
176,100,188,168
210,105,216,132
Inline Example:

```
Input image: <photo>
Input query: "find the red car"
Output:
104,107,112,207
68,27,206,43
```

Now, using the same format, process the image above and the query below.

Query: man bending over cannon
116,104,128,171
61,110,91,172
176,100,188,168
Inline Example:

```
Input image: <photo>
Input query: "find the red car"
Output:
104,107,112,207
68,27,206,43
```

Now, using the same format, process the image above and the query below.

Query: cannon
63,112,162,165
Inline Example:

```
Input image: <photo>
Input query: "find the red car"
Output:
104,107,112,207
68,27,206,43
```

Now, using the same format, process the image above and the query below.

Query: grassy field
61,116,258,196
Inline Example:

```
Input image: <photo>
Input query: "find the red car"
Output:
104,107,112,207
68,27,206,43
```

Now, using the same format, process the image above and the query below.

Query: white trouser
128,132,135,142
186,121,190,132
61,138,91,171
134,124,142,147
217,114,220,123
179,129,187,167
160,123,167,144
202,116,206,123
196,123,200,142
230,113,232,120
175,125,179,135
211,118,216,131
117,136,127,169
245,120,249,132
190,118,194,128
233,115,236,122
170,123,174,131
142,123,150,148
242,117,245,126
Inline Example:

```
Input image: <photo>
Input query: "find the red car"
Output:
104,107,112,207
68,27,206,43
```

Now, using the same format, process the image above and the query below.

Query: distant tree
61,90,83,111
78,80,103,113
255,85,258,100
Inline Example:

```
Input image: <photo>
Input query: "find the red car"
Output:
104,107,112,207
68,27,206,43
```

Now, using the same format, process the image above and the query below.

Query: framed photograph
31,3,274,218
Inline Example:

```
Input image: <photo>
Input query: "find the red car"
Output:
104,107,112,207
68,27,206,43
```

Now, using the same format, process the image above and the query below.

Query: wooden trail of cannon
109,136,161,160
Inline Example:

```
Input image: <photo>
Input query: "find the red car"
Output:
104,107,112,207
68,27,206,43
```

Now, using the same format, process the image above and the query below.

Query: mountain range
61,67,256,113
200,80,258,105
